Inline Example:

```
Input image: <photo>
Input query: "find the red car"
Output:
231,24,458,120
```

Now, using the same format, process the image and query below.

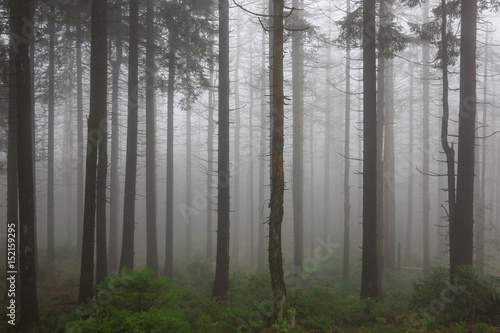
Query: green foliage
409,266,500,328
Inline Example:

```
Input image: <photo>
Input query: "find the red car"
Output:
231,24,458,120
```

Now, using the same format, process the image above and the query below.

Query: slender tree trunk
109,7,122,272
360,0,379,300
440,0,456,280
212,0,230,299
79,0,107,302
76,11,84,259
95,0,108,284
146,0,159,273
292,0,304,276
6,3,18,298
207,67,214,262
186,106,192,258
248,46,255,266
16,0,40,326
232,10,241,261
47,7,55,264
269,0,288,320
323,42,331,246
422,0,431,278
384,59,396,270
165,31,175,277
342,0,351,280
258,27,266,272
376,54,385,300
119,0,139,272
405,61,414,264
452,0,477,278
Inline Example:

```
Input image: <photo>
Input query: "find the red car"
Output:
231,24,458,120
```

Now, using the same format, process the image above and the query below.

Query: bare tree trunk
146,0,159,273
268,0,289,321
15,0,40,327
405,60,414,264
165,31,175,277
212,0,231,299
376,54,385,300
232,10,241,261
119,0,139,272
249,46,255,266
109,7,122,272
186,106,192,258
323,42,331,247
422,0,431,278
258,27,266,272
292,0,304,276
342,0,351,281
452,0,477,278
360,0,379,300
47,7,55,264
76,11,84,259
207,67,214,262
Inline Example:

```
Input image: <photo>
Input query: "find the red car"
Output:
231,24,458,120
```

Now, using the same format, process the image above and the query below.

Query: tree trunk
248,46,255,267
95,0,108,284
207,67,214,262
405,60,414,264
15,0,40,327
47,7,55,264
269,0,288,321
119,0,139,272
6,3,18,298
232,10,241,261
212,0,231,300
342,0,351,281
376,55,385,301
452,0,476,278
146,0,159,273
258,27,266,272
422,0,431,278
109,6,122,272
186,106,192,258
165,30,175,277
76,11,84,259
360,0,379,300
292,0,304,276
79,0,107,302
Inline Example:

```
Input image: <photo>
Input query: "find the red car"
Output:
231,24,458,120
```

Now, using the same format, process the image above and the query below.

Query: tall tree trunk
452,0,476,278
47,7,55,264
6,2,18,298
95,0,108,284
292,0,304,276
109,6,122,272
232,10,241,261
165,31,175,277
376,55,385,301
440,0,456,280
405,61,414,264
269,0,288,321
185,106,192,258
258,27,266,272
323,42,331,247
383,59,395,270
248,46,255,266
422,0,431,278
342,0,351,281
207,67,214,262
474,34,487,276
212,0,231,300
76,11,84,259
360,0,379,300
79,0,107,302
119,0,139,272
146,0,159,273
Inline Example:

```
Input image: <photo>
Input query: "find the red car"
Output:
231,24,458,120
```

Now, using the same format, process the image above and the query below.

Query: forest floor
1,246,500,332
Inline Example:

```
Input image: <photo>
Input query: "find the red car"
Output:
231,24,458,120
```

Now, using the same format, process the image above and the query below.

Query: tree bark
185,105,192,258
452,0,477,278
405,60,414,264
360,0,379,300
15,0,40,327
207,67,214,262
146,0,159,274
212,0,231,300
47,6,55,264
76,10,84,259
119,0,139,272
258,27,267,272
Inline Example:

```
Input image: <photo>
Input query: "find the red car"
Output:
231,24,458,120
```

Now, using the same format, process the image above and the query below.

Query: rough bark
212,0,230,300
119,0,139,272
451,0,476,278
146,0,159,273
360,0,379,300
